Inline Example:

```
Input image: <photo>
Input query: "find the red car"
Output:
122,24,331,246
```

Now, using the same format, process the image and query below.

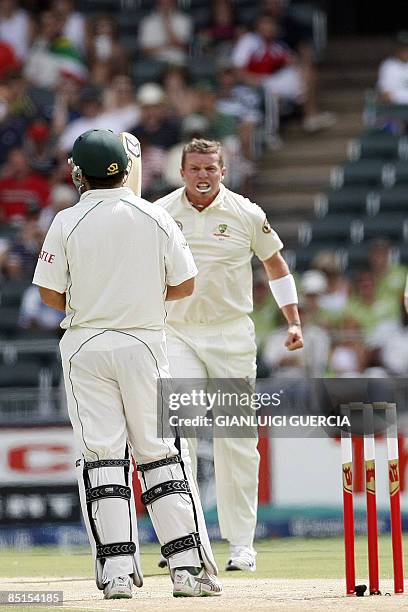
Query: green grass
1,535,406,582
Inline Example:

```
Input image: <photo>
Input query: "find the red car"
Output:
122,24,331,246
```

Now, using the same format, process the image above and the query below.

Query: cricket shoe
173,567,223,597
158,554,168,569
103,575,133,599
226,545,256,572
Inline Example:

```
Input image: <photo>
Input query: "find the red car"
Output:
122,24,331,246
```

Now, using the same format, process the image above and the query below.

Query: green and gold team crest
213,223,230,238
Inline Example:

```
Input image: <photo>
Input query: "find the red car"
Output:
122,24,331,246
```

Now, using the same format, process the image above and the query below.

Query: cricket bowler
157,138,303,572
32,129,222,599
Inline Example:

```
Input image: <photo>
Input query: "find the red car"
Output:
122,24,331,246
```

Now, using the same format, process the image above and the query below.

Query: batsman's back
58,188,170,331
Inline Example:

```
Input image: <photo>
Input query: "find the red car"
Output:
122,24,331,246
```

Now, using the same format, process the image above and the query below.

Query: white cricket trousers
59,326,200,580
166,316,260,547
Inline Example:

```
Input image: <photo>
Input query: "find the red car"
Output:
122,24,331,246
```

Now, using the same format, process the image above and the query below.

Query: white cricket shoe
103,575,133,599
226,545,257,572
173,567,223,597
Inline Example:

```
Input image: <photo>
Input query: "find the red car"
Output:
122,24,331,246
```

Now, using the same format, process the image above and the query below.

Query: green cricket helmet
70,129,128,182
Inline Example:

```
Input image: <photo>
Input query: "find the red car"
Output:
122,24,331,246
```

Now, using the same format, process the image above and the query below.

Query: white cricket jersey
33,186,197,330
156,184,283,325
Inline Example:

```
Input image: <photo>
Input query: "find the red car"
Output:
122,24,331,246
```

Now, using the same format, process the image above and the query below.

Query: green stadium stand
298,215,361,246
314,188,373,216
330,159,387,189
376,188,408,214
362,214,408,242
348,133,408,161
388,161,408,187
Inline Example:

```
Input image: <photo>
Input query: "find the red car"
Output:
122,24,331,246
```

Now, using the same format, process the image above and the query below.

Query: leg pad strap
137,455,180,473
84,459,131,469
141,480,190,506
161,532,201,559
96,541,137,559
86,484,131,503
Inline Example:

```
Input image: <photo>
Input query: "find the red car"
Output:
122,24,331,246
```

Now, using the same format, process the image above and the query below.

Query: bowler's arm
262,252,304,351
39,287,66,312
166,277,195,301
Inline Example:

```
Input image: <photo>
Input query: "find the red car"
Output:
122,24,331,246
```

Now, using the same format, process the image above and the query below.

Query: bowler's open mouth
196,182,211,193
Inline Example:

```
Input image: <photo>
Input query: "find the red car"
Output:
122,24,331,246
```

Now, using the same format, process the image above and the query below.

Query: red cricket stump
341,405,355,595
385,404,404,594
364,407,380,594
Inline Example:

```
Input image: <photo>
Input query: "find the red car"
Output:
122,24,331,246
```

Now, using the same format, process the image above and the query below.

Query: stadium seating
375,188,408,214
314,188,372,216
330,160,388,189
389,162,408,187
298,215,361,246
348,132,408,161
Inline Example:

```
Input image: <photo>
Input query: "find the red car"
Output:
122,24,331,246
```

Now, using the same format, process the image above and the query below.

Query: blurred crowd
3,0,403,381
0,0,335,340
253,239,408,378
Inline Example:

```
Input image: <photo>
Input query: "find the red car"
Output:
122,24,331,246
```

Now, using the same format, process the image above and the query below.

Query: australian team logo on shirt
213,223,230,239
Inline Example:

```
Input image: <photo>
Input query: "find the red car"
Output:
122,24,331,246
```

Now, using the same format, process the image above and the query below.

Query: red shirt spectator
0,149,49,222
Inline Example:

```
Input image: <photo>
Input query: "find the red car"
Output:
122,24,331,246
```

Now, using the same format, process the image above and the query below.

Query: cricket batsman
32,129,222,599
156,138,304,571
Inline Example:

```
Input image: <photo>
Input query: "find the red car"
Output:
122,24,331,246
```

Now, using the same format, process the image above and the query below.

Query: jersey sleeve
164,214,198,286
32,213,69,293
249,203,283,261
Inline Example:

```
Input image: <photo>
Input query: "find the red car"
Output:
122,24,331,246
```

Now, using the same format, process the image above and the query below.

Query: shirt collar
79,186,134,202
182,183,226,211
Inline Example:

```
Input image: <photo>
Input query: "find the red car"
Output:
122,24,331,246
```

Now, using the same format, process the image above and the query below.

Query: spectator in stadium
130,83,181,150
377,31,408,104
194,80,238,142
138,0,193,66
24,9,87,90
0,251,24,281
368,238,406,309
0,148,49,223
52,73,84,137
137,134,167,200
341,270,398,340
329,316,366,377
19,284,64,332
216,63,262,161
85,14,128,81
0,68,40,164
57,85,103,154
51,0,86,54
161,65,197,118
38,183,76,233
24,120,57,177
232,13,335,133
102,74,139,127
0,39,19,79
369,295,408,376
57,83,138,158
9,214,45,279
312,250,349,316
0,0,31,61
199,0,240,56
261,0,313,55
